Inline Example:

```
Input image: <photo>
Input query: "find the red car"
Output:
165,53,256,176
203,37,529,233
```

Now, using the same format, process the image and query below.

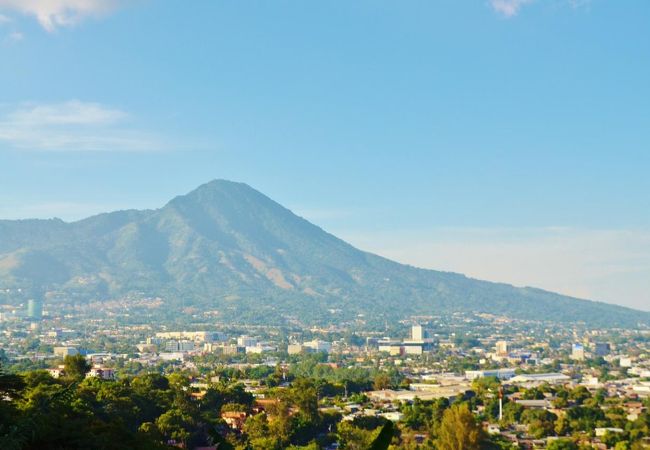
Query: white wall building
54,346,78,357
304,340,332,353
237,336,258,347
465,369,516,380
87,366,116,380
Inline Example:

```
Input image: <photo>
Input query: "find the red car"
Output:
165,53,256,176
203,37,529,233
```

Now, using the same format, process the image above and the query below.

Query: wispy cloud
0,0,124,32
489,0,534,18
7,30,22,41
341,227,650,311
0,100,163,152
568,0,592,8
489,0,592,18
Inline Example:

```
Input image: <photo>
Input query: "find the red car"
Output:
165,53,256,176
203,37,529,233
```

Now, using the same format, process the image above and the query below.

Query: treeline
1,356,249,449
0,356,375,449
5,357,649,449
469,377,650,449
0,355,495,450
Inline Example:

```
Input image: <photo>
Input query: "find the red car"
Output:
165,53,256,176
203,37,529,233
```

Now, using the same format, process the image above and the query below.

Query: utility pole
498,386,504,421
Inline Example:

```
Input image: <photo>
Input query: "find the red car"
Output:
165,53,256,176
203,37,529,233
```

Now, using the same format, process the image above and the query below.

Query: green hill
0,180,647,327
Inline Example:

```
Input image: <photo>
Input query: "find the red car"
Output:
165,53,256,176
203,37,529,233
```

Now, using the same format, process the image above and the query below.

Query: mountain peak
181,179,265,200
1,181,648,328
196,179,252,192
165,179,267,210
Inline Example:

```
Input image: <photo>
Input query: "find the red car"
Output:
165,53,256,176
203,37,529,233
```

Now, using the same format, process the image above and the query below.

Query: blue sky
0,0,649,310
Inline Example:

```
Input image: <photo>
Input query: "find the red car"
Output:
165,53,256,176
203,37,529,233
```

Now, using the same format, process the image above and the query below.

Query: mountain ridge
1,179,648,328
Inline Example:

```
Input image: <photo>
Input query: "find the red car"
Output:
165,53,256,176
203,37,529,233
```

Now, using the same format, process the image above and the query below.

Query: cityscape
1,288,649,449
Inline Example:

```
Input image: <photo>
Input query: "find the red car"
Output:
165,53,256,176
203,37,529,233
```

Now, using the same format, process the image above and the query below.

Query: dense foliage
0,356,509,450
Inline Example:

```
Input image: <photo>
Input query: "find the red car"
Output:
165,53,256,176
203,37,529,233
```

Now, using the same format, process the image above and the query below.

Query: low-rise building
48,365,65,378
53,346,78,357
465,369,516,380
509,373,571,385
87,365,115,380
287,344,305,355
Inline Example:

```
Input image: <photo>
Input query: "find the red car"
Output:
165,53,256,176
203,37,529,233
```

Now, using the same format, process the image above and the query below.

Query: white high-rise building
411,325,424,341
165,340,195,352
496,340,508,356
304,340,332,353
571,343,585,361
237,336,257,347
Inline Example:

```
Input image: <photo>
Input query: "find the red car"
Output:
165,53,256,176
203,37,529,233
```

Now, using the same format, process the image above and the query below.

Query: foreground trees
435,403,483,450
63,354,91,381
3,357,650,449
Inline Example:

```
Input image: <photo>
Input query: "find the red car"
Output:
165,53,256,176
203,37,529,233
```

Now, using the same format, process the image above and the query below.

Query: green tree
138,421,163,443
244,413,270,442
0,367,25,399
63,354,91,381
568,386,591,405
555,414,570,436
287,441,320,450
546,438,578,450
373,373,391,390
245,412,282,450
155,408,194,446
290,378,320,423
0,363,27,450
522,387,545,400
369,420,394,450
401,397,433,430
435,403,483,450
501,401,523,425
471,376,500,399
337,420,375,449
521,409,557,439
267,399,294,446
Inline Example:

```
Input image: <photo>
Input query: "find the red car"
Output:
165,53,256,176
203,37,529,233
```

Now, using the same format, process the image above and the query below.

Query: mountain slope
0,180,647,327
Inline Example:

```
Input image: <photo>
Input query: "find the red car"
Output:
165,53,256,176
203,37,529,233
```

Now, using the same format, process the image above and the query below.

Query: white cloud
9,100,126,126
0,100,162,152
341,227,650,311
0,0,123,32
7,30,22,41
489,0,593,18
0,13,11,24
489,0,534,17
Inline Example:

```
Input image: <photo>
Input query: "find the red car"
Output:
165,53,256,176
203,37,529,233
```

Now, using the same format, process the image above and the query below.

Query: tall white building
237,336,257,347
571,343,585,361
304,340,332,353
411,325,424,341
496,340,508,356
165,340,195,352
